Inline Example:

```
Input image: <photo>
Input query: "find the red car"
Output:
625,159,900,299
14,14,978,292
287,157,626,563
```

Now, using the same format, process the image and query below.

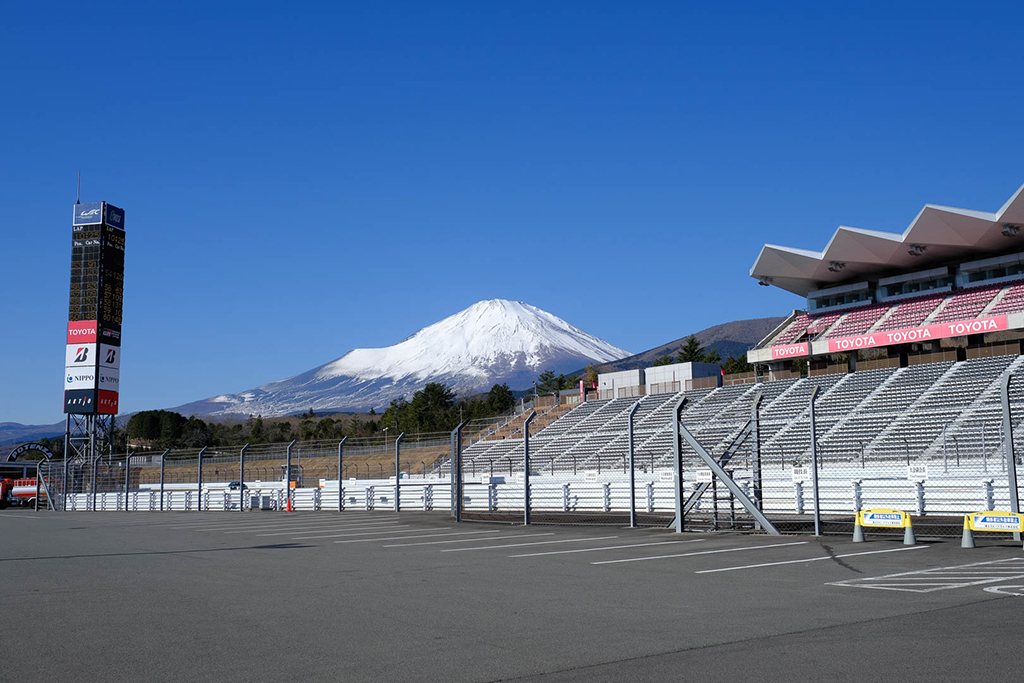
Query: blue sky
3,2,1023,424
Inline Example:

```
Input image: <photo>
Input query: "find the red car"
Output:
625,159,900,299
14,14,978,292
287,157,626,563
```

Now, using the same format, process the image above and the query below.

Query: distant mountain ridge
588,316,785,372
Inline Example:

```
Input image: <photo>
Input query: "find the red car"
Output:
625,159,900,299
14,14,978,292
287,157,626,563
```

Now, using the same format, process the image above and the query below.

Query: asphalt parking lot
2,509,1023,682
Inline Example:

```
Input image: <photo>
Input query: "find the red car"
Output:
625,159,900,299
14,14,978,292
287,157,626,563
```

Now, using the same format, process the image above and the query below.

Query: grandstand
458,183,1024,531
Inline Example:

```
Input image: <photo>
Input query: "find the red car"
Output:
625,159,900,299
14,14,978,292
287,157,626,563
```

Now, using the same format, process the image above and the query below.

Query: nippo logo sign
67,320,98,343
771,343,807,360
828,315,1008,353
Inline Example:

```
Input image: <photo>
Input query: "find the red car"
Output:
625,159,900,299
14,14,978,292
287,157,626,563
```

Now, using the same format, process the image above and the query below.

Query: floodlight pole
523,411,537,525
628,401,640,528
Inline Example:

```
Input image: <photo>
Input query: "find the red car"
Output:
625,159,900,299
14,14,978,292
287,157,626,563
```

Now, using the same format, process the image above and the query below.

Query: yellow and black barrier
961,511,1024,549
853,508,915,545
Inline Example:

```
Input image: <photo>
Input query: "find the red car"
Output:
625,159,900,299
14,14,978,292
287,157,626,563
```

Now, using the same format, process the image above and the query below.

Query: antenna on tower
76,172,81,204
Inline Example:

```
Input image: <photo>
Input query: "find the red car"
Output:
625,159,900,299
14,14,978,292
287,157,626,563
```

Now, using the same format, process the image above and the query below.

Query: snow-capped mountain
174,300,629,417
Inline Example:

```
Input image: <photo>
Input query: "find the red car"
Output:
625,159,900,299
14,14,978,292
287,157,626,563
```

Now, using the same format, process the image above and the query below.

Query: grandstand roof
750,183,1024,297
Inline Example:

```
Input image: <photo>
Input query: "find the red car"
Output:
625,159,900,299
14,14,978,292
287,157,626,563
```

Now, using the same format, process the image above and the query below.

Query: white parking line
383,533,554,547
510,539,704,558
197,519,394,533
248,522,405,537
291,526,422,539
334,530,495,544
172,514,386,530
828,558,1024,593
442,536,620,553
696,545,926,573
591,541,809,565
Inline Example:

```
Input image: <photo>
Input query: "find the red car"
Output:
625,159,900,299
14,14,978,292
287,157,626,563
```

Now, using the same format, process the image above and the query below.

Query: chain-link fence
453,354,1024,537
30,353,1024,541
40,433,455,513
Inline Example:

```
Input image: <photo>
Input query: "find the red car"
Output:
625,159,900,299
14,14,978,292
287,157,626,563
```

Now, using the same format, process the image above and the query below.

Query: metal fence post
285,440,296,512
239,443,249,512
751,391,763,520
809,386,822,536
124,452,134,513
1001,371,1021,541
196,446,207,513
672,395,686,533
62,414,70,511
394,433,405,512
337,437,347,513
628,401,640,528
524,411,536,525
159,449,168,511
451,421,467,521
92,456,99,512
35,464,41,512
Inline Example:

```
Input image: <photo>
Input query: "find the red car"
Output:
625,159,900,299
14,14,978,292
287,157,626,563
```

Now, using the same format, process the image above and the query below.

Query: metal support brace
678,424,781,535
682,420,753,515
523,411,536,525
1001,371,1021,541
124,452,134,513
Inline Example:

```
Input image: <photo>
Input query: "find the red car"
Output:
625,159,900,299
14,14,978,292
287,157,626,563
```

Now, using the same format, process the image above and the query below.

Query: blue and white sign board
965,511,1024,533
858,509,911,528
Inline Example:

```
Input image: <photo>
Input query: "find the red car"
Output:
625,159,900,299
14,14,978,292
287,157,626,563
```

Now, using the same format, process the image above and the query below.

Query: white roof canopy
750,183,1024,297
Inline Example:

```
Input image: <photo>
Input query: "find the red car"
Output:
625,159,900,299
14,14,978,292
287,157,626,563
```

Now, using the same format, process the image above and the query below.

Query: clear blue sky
3,2,1023,424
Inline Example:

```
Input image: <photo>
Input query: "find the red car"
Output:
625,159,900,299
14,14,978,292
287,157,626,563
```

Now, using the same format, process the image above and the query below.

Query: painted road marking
291,526,431,539
384,533,554,547
510,539,704,558
201,519,395,533
591,541,809,565
828,558,1024,593
696,546,925,573
251,522,406,537
984,585,1024,596
334,530,495,544
442,536,621,553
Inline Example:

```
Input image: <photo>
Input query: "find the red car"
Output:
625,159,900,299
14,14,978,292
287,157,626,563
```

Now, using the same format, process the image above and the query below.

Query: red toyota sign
771,342,808,360
828,315,1009,353
67,320,98,344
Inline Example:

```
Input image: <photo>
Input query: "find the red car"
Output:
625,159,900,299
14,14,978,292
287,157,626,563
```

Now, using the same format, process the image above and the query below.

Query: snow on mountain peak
316,299,627,383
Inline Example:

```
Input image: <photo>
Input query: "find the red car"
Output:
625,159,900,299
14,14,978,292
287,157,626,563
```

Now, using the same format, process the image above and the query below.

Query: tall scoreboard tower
64,201,125,468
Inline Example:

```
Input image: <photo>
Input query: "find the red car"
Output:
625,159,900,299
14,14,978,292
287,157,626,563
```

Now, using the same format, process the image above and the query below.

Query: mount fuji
174,300,629,417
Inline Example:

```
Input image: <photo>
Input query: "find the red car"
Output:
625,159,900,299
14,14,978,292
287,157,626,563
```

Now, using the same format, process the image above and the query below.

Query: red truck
0,478,45,509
